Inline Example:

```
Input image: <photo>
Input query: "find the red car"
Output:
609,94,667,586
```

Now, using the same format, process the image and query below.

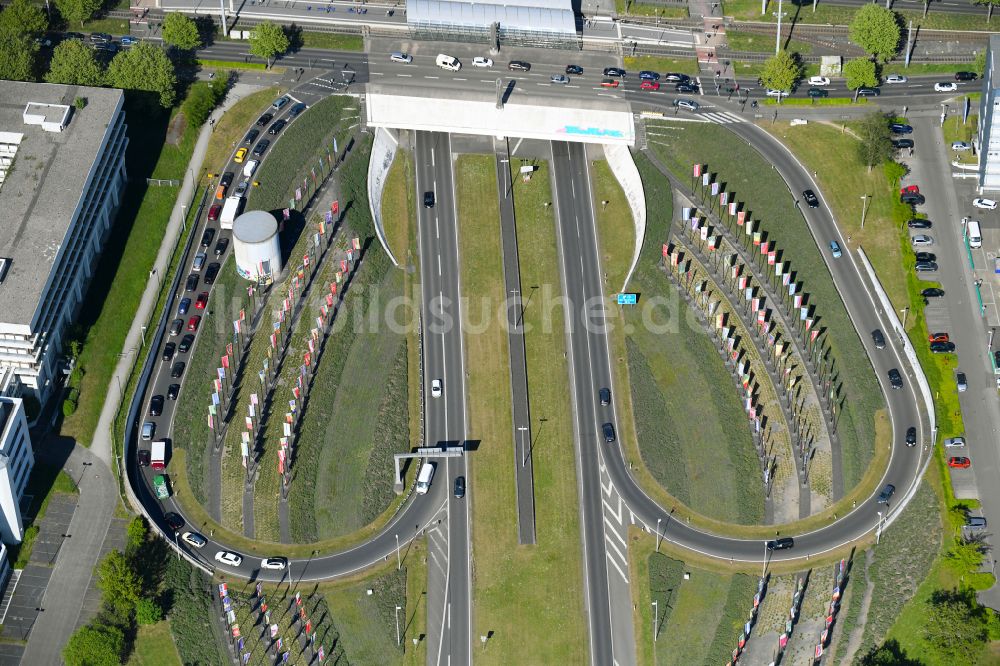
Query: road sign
617,293,637,305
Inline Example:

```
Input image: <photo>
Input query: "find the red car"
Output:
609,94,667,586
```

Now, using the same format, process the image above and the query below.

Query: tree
62,624,124,666
759,50,803,98
0,0,48,38
973,0,1000,22
135,597,163,625
162,12,201,51
53,0,102,28
856,111,893,171
249,22,289,68
0,31,36,81
45,39,105,86
849,4,901,63
844,57,878,92
97,550,141,616
922,589,989,661
125,516,147,557
107,42,178,108
859,639,922,665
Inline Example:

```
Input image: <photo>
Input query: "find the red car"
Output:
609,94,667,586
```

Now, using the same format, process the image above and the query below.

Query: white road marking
604,540,630,582
603,496,624,525
397,73,413,77
435,217,440,238
425,75,440,79
605,518,628,550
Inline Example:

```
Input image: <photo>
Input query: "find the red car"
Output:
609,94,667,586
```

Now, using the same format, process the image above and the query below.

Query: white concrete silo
232,210,281,283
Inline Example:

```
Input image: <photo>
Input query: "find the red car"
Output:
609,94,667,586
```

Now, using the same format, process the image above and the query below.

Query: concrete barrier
604,144,646,292
367,126,400,267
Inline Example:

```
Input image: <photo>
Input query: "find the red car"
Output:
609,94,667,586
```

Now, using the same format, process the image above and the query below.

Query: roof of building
991,34,1000,87
406,0,577,34
0,81,124,327
233,210,278,244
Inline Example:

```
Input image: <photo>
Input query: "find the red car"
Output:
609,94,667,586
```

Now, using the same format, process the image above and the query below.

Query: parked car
948,456,971,469
900,192,925,205
889,123,913,134
952,141,973,151
829,240,842,258
807,88,829,98
802,189,819,208
955,71,978,81
885,74,908,84
916,259,938,270
243,129,259,145
857,87,881,97
907,219,931,229
957,372,968,392
921,287,944,298
934,81,958,92
181,532,207,548
944,437,966,448
808,76,830,86
892,139,915,150
930,341,955,353
912,235,933,246
928,332,950,343
766,537,794,550
914,252,936,263
267,119,287,135
888,368,903,389
967,516,988,529
900,185,920,195
905,426,916,446
877,484,895,504
255,113,273,127
974,198,998,210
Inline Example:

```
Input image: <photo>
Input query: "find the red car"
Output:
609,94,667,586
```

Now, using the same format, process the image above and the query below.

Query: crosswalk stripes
700,110,747,124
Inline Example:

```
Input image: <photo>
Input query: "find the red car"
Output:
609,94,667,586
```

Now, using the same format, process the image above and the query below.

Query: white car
431,379,442,398
674,99,700,111
952,141,973,151
766,88,790,97
550,74,570,84
885,74,908,84
215,551,243,567
389,52,412,64
473,57,493,68
934,81,958,92
944,437,966,448
243,159,259,178
973,198,998,210
181,531,207,548
261,557,287,570
808,76,830,86
911,235,933,246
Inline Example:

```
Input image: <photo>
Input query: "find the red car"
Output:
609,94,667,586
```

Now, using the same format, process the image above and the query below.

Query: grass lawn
723,0,993,30
726,29,813,55
884,63,981,77
647,121,883,495
591,160,634,291
615,0,689,18
128,621,182,666
943,114,979,166
624,55,701,76
381,151,415,266
299,32,365,51
163,555,225,666
202,87,279,179
459,155,587,663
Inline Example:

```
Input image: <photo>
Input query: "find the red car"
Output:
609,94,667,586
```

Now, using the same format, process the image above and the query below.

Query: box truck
151,440,167,471
220,195,244,230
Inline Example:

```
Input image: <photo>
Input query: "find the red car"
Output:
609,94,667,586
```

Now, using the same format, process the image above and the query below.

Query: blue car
178,297,191,315
121,35,137,46
830,241,842,258
639,70,660,81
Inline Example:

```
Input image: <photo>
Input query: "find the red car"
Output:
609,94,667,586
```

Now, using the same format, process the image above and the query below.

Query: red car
948,456,971,469
600,78,620,88
640,80,660,91
208,204,222,222
900,185,920,195
195,292,209,310
187,315,201,332
928,332,949,343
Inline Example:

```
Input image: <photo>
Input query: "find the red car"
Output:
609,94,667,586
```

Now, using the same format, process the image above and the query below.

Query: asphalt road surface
551,140,637,666
413,131,472,666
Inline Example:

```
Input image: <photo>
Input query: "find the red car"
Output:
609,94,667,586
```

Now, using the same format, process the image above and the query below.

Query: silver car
944,437,966,448
674,98,699,111
911,235,933,246
550,74,570,84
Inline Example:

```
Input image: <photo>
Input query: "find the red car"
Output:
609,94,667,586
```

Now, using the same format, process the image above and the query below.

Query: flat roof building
407,0,578,44
978,35,1000,192
0,397,33,543
0,82,128,402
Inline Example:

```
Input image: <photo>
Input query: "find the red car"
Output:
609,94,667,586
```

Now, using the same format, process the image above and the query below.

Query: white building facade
978,35,1000,193
0,397,33,543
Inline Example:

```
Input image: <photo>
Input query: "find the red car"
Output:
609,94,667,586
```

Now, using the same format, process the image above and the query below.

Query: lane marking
605,546,630,582
604,532,628,568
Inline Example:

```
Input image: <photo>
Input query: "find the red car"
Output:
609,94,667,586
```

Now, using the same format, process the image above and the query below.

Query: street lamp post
860,194,871,230
900,307,909,331
395,604,402,646
655,517,662,552
518,426,529,467
396,533,401,570
652,600,659,643
876,510,883,544
762,541,769,578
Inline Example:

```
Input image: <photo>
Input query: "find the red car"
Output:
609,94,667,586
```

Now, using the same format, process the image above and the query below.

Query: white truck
151,439,167,471
220,195,244,230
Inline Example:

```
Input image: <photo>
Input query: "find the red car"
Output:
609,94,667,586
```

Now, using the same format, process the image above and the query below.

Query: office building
978,34,1000,192
0,397,33,543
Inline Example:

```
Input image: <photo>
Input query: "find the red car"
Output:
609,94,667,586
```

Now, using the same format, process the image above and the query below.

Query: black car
454,476,466,499
892,139,915,150
200,228,215,247
255,113,273,127
220,171,234,187
638,70,660,81
802,189,819,208
872,329,886,349
89,32,111,43
955,71,977,81
766,537,794,551
171,361,186,378
138,449,151,467
252,139,270,156
907,219,932,229
921,287,944,298
288,102,307,118
676,83,699,93
889,123,913,134
857,87,881,97
565,64,583,75
214,238,229,257
888,368,903,389
162,342,176,362
150,395,164,416
807,87,829,98
877,483,895,504
167,384,180,400
508,60,531,72
243,129,260,144
164,512,185,531
663,72,689,82
901,192,925,205
914,251,936,263
914,261,938,272
603,67,626,78
599,387,611,406
184,274,199,292
602,422,616,443
267,119,287,135
930,341,955,353
906,426,917,446
204,262,220,285
995,350,1000,367
178,334,195,354
424,191,435,208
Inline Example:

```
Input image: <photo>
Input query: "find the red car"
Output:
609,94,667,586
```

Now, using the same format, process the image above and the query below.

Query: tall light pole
519,426,529,467
652,600,659,643
774,0,785,55
876,511,883,544
762,541,769,578
900,307,909,331
396,533,401,570
655,517,662,552
395,605,402,646
860,194,871,230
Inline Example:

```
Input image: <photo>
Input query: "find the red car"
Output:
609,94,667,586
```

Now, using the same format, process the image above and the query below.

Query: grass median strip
459,156,587,662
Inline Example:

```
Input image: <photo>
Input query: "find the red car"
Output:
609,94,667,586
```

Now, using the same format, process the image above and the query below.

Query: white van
435,54,461,72
967,218,982,249
415,462,435,494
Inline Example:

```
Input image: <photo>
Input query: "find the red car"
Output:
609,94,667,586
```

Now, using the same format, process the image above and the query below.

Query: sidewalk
90,81,266,471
